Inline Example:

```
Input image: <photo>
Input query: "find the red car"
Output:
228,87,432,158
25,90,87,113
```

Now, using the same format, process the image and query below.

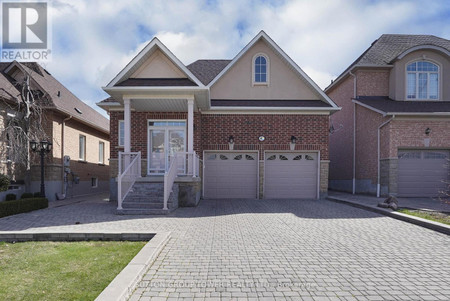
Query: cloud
43,0,450,118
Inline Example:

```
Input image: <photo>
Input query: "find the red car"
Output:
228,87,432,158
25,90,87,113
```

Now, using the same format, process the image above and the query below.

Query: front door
148,121,186,174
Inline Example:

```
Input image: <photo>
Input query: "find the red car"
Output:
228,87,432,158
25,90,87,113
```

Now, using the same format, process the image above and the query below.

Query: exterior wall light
228,135,234,150
425,128,431,135
290,136,297,150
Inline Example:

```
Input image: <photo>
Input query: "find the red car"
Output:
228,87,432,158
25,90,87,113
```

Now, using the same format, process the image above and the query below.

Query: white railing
117,152,141,210
175,151,200,177
164,154,178,210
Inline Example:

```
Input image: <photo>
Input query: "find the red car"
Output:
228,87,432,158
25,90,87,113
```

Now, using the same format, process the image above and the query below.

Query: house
98,31,339,213
326,34,450,197
0,61,110,201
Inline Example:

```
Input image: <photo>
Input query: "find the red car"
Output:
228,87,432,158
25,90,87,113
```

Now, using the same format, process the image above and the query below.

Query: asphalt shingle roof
186,59,231,85
356,96,450,114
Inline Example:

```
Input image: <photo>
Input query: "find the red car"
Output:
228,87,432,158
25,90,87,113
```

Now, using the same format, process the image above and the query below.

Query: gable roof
1,61,109,133
207,31,339,109
187,60,231,85
106,38,205,88
354,96,450,116
326,34,450,92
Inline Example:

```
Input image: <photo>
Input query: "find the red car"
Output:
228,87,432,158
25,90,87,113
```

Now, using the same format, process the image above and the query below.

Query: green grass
0,241,146,301
398,209,450,225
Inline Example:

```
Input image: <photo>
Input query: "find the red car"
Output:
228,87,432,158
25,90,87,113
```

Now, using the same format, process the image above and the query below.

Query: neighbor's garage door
264,152,318,199
398,150,449,197
204,152,258,199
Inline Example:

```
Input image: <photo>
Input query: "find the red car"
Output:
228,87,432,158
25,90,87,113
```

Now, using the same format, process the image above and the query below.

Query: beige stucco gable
210,39,319,100
131,49,186,79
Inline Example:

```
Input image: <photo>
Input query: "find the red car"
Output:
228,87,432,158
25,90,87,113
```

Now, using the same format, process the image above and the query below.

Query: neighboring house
98,31,339,213
326,34,450,197
0,61,110,201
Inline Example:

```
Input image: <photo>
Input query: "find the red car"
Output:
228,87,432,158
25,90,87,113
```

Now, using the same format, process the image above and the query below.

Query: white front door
148,121,186,174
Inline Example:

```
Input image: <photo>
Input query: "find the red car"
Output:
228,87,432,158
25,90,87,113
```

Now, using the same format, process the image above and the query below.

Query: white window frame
405,60,440,100
99,141,105,164
252,53,270,86
79,135,86,161
118,120,124,147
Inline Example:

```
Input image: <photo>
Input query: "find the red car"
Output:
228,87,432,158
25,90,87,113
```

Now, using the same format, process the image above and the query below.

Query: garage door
264,152,318,199
204,152,258,199
398,150,449,197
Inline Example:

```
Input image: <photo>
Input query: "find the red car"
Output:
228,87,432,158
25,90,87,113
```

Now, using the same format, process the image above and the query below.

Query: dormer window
406,61,439,100
253,53,269,85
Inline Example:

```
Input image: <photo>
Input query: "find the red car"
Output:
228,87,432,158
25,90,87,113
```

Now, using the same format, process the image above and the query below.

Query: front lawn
398,209,450,225
0,241,146,301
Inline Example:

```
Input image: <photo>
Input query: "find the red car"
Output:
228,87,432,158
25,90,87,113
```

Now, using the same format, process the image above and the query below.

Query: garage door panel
264,152,318,199
204,152,257,199
398,150,449,197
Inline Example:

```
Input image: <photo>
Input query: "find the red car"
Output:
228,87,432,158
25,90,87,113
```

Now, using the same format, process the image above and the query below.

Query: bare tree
1,72,49,184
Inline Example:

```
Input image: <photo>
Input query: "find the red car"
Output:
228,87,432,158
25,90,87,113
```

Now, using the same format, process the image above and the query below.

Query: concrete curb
95,232,171,301
327,196,450,236
0,231,155,242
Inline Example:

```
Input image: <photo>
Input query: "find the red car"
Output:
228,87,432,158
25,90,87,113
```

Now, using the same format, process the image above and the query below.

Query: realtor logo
1,2,51,61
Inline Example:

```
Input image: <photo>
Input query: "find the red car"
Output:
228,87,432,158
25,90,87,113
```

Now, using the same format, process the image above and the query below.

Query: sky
40,0,450,118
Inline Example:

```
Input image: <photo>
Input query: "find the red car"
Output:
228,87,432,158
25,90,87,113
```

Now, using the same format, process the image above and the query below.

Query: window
99,141,105,164
253,54,269,84
118,120,124,146
406,61,439,100
91,177,98,188
79,135,86,161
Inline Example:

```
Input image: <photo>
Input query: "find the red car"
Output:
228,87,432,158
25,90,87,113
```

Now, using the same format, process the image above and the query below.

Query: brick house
0,61,110,201
98,31,339,213
326,34,450,197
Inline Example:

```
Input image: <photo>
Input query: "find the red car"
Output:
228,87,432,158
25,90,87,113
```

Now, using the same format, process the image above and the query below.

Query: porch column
187,98,194,175
124,98,131,153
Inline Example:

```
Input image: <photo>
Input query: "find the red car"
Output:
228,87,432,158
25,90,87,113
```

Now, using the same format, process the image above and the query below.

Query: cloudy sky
43,0,450,118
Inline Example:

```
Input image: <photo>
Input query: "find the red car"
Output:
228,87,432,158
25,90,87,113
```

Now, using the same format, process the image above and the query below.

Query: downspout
377,115,395,197
349,70,356,194
60,115,72,199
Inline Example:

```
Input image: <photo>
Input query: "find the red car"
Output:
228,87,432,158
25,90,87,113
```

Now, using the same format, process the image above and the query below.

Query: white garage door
398,150,449,197
264,152,318,199
204,152,258,199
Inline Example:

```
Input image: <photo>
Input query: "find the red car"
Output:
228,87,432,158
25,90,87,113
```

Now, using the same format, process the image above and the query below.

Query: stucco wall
210,40,319,100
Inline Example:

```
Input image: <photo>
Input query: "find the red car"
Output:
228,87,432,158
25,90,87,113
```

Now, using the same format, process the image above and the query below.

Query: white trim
202,150,259,199
252,53,270,86
104,86,208,93
106,38,204,87
97,101,121,107
207,31,339,109
397,45,450,60
202,109,334,115
263,150,320,200
123,99,131,153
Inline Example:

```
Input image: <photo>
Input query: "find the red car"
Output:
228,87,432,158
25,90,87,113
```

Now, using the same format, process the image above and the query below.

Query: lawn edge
326,196,450,236
95,231,171,301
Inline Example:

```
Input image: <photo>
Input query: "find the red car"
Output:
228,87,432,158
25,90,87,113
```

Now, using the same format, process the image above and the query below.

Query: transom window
253,54,269,84
406,61,439,100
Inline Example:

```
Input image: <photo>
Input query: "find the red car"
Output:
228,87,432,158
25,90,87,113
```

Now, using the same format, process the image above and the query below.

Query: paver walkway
0,195,449,301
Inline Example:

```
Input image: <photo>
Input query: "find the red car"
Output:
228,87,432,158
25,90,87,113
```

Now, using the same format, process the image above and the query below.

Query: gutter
349,71,356,194
59,115,72,200
377,115,395,197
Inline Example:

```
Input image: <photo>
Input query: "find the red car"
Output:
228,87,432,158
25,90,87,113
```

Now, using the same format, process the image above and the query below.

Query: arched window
406,61,439,100
253,54,269,84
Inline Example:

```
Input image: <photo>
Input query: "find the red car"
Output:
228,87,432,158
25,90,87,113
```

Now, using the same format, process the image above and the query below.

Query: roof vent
57,91,61,97
74,108,82,114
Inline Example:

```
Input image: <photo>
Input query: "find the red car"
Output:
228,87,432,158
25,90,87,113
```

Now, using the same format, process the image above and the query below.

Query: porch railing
164,154,178,210
176,151,200,177
117,151,141,210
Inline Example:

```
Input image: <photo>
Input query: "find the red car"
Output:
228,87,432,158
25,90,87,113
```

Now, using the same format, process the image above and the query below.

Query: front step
122,201,173,209
117,208,175,215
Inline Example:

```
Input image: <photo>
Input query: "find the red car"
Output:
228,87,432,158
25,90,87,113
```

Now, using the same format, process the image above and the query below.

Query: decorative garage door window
206,153,257,161
398,151,421,159
265,153,315,161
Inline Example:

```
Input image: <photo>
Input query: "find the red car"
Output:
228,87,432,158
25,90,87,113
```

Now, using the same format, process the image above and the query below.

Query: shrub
5,194,16,201
0,174,9,192
0,197,48,218
33,192,42,197
21,193,34,199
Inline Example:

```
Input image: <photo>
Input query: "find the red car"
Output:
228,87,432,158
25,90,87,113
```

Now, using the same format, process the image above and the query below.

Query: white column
124,98,131,153
187,98,194,175
187,98,194,153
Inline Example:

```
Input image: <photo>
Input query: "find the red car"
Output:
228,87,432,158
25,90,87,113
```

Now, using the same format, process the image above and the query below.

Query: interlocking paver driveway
0,195,449,301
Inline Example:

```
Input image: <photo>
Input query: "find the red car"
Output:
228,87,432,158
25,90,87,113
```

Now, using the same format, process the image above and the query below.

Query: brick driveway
0,195,449,300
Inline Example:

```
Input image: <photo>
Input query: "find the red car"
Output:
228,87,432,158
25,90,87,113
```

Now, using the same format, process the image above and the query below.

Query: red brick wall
110,112,329,161
388,119,450,157
356,70,390,96
200,114,329,160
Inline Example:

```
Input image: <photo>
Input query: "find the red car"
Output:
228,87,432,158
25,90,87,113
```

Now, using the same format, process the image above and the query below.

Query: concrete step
116,208,175,215
122,202,172,209
124,196,164,203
